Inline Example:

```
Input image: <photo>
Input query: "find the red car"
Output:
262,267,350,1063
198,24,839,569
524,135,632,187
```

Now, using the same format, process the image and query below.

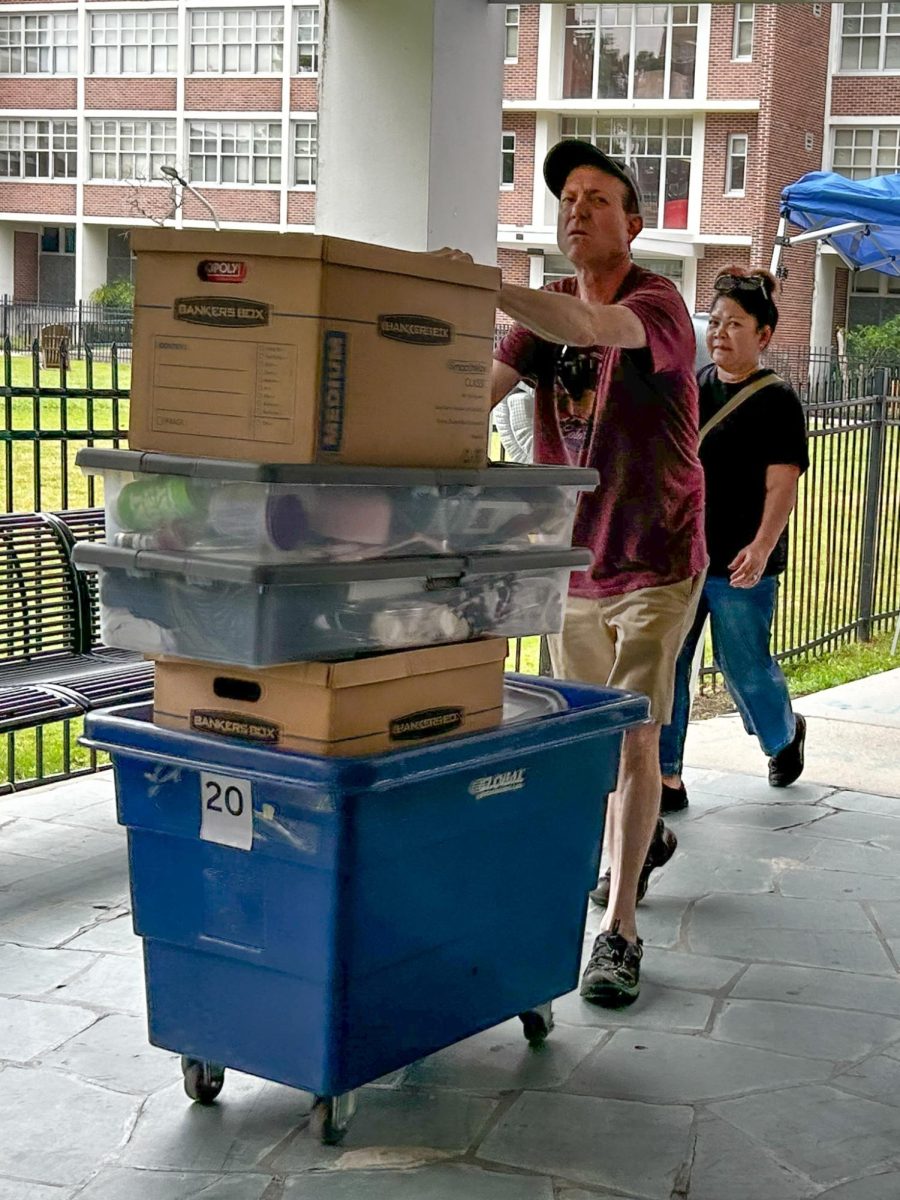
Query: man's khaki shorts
547,573,705,725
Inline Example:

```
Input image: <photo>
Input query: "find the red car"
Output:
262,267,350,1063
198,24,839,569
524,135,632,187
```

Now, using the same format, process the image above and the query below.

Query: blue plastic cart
83,676,648,1143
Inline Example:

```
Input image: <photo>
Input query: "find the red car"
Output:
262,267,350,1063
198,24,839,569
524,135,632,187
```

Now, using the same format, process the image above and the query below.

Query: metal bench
0,509,152,735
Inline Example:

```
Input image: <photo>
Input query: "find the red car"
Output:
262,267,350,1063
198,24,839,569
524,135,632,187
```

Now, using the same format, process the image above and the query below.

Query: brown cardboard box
153,639,507,756
127,229,499,467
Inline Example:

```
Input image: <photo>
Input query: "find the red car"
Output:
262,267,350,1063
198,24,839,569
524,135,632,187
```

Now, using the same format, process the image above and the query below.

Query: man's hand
432,247,474,263
728,543,769,589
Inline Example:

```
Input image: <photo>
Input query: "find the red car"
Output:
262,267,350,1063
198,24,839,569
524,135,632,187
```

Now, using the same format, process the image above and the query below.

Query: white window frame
732,3,754,61
0,118,77,181
0,13,77,76
292,118,317,186
558,114,694,232
831,124,900,178
189,9,284,76
88,118,178,182
505,5,520,62
89,11,178,76
561,4,700,102
725,133,748,194
500,131,516,189
41,225,76,255
850,269,900,295
295,5,320,75
838,1,900,72
187,119,283,186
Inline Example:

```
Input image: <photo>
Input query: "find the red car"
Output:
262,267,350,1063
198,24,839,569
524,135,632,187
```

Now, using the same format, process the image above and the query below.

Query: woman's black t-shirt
698,364,809,577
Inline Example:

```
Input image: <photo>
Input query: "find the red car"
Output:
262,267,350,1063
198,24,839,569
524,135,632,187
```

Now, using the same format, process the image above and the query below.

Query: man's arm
499,283,646,350
728,464,801,588
491,359,522,410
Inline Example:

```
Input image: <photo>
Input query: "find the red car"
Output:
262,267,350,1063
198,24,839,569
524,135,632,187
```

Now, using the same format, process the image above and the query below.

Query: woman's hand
728,543,769,588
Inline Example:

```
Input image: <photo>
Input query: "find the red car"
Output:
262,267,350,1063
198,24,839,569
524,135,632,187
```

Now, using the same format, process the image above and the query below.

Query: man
492,139,707,1007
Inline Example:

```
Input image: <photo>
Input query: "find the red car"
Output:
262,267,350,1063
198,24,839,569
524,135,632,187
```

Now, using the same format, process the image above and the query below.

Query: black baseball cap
543,139,642,213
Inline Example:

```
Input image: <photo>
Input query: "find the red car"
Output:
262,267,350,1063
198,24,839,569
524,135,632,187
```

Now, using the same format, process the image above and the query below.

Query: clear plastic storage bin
72,542,592,667
76,449,598,562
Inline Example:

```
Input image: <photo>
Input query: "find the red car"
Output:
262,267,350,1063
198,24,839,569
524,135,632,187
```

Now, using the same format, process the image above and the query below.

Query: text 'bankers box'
127,229,500,467
152,639,508,757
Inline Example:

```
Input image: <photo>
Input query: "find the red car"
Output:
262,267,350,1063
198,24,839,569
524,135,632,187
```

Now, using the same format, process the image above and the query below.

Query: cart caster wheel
310,1092,357,1145
519,1004,554,1046
181,1056,225,1104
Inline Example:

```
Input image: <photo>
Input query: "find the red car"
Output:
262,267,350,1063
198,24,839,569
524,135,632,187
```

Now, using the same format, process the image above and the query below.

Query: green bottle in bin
116,475,208,532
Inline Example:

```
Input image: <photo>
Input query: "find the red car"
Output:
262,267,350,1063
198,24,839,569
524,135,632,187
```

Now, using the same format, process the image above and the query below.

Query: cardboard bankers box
128,229,500,467
153,639,507,756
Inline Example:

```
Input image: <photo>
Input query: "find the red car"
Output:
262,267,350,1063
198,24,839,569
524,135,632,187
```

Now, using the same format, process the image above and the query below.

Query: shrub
90,279,135,309
844,314,900,366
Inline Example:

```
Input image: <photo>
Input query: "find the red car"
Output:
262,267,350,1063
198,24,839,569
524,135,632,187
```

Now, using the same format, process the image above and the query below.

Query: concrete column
810,248,839,351
0,225,14,298
316,0,504,264
76,224,108,302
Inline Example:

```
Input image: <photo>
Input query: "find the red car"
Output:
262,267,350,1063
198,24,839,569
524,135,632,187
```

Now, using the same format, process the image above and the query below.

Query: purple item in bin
205,487,308,552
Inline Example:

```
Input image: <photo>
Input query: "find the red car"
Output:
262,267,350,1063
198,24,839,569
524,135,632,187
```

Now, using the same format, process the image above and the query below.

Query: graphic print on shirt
553,344,604,459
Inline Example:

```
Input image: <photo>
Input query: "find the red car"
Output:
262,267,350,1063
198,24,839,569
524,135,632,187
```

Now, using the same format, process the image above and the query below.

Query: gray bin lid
75,448,598,491
72,542,593,585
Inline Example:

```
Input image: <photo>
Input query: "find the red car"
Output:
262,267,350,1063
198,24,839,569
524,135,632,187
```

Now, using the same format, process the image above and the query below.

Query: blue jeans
659,574,796,776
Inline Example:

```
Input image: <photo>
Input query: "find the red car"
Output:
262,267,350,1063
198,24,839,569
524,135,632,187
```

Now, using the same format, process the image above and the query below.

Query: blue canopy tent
771,170,900,278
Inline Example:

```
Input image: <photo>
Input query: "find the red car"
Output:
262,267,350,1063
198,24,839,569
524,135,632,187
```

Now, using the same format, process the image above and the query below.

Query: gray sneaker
589,818,678,907
580,923,643,1007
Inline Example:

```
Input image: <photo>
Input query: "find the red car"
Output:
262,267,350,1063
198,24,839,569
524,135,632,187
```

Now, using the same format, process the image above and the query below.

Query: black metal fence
490,329,900,686
763,363,900,680
1,336,899,787
1,337,129,513
1,297,132,361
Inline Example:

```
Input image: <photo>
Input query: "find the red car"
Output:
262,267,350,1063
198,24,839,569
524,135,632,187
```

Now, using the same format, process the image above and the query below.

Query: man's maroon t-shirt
495,267,706,599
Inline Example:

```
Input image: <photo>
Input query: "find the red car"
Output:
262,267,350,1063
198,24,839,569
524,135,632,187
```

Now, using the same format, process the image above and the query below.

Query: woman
658,267,809,813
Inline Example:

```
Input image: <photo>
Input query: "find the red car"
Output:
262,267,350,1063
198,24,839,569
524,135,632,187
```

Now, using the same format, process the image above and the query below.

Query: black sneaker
580,923,643,1007
589,818,678,907
661,781,689,814
768,714,806,788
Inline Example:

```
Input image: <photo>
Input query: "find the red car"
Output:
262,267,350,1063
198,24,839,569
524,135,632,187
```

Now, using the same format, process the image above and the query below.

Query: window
297,6,319,73
732,3,754,59
188,120,282,184
832,126,900,177
501,131,516,187
0,119,77,180
190,9,284,74
725,133,748,193
89,119,177,181
839,2,900,71
0,13,77,74
562,5,698,101
544,252,683,288
89,11,178,75
559,114,693,229
505,6,520,60
41,226,75,254
293,119,317,185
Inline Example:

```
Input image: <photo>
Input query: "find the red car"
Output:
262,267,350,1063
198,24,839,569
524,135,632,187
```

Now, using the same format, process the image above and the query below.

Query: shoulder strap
698,371,782,446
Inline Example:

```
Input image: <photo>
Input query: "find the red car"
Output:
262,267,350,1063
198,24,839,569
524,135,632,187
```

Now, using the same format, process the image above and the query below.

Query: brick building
1,1,898,343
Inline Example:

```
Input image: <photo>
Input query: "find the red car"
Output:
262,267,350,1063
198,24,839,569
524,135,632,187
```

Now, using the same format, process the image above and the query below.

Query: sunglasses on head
714,272,772,298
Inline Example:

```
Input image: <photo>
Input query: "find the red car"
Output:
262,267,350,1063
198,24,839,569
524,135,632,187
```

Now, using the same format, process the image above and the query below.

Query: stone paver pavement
1,724,900,1198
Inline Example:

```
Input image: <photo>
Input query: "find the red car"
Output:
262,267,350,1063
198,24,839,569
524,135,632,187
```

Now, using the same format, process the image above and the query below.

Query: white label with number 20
199,771,253,850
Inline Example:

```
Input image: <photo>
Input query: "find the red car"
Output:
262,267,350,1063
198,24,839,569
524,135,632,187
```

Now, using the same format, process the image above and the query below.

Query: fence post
1,294,7,342
77,298,83,358
857,371,887,643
